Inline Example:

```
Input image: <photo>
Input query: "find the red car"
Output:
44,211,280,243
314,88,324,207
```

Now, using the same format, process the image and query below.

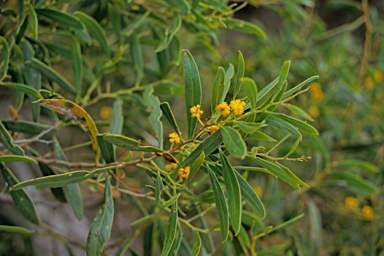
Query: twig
357,0,372,87
13,124,57,145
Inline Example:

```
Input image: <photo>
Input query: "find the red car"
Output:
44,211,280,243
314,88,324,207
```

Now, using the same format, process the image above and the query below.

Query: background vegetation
0,0,383,255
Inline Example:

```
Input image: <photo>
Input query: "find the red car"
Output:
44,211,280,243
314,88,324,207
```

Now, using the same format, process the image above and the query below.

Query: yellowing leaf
34,99,99,161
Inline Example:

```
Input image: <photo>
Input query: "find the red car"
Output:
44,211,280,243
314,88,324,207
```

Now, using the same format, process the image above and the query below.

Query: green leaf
238,225,251,248
220,150,242,235
0,120,25,156
264,213,304,234
168,0,191,12
275,60,291,93
1,82,42,99
236,121,263,134
247,131,277,142
156,13,182,52
183,50,202,139
0,164,39,225
86,177,114,256
242,77,257,110
168,224,183,256
160,102,182,138
156,172,181,208
276,162,308,188
28,4,38,39
29,58,76,94
282,103,313,122
250,156,300,190
266,115,301,138
333,160,378,173
234,170,265,218
220,18,267,38
179,131,222,169
0,155,37,163
143,86,163,149
75,11,111,57
1,120,56,136
161,187,179,256
184,152,205,184
282,75,319,99
258,77,279,101
285,137,301,157
104,134,164,152
268,112,318,135
35,8,84,29
208,165,229,242
0,225,34,233
233,51,245,99
191,230,201,256
241,210,263,229
155,86,184,96
0,36,9,78
307,135,329,164
97,134,116,164
211,67,225,114
110,98,124,135
219,125,246,158
331,171,377,192
130,33,143,86
221,64,235,103
71,38,83,101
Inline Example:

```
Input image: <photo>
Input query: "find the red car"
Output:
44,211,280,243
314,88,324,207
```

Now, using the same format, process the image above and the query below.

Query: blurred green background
1,0,384,255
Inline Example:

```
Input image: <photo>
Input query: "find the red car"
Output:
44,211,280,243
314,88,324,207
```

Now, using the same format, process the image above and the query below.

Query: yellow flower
362,205,373,219
307,107,319,118
190,104,203,119
191,143,197,151
165,163,178,172
364,77,374,89
215,102,231,116
100,106,113,119
207,125,219,135
169,132,181,143
230,99,246,116
179,167,190,179
309,82,324,101
345,197,359,209
373,70,383,83
252,186,262,198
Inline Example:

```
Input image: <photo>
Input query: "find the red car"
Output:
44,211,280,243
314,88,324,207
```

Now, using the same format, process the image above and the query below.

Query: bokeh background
1,0,384,255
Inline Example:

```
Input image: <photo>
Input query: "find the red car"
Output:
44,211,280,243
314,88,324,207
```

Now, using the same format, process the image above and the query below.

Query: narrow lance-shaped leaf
35,8,84,29
221,63,235,103
75,11,111,57
276,162,308,188
274,60,291,94
247,131,277,142
191,230,201,256
160,102,182,138
0,225,34,234
0,120,25,156
1,82,42,99
264,213,304,234
268,112,319,135
143,86,163,149
168,0,191,13
130,34,143,87
104,134,164,153
0,164,39,225
183,50,202,139
208,165,229,242
333,160,378,173
156,13,182,52
219,125,246,158
110,98,124,135
29,58,76,94
184,151,205,184
156,172,181,208
2,120,56,136
242,77,257,110
331,171,377,193
71,39,83,102
86,177,114,256
233,51,245,99
161,187,179,256
220,18,267,38
236,121,263,134
97,134,116,164
28,4,38,39
220,149,242,235
0,155,37,163
282,75,319,99
282,103,314,122
266,115,301,138
211,67,225,114
0,36,9,78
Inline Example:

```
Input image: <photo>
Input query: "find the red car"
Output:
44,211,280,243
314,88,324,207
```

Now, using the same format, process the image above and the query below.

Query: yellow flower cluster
230,99,246,115
169,132,181,143
100,106,113,119
345,197,359,209
307,107,319,118
207,125,219,135
165,163,178,172
362,205,373,219
215,102,230,116
179,166,190,179
365,70,383,89
309,82,324,102
365,77,374,89
190,105,203,119
374,70,383,83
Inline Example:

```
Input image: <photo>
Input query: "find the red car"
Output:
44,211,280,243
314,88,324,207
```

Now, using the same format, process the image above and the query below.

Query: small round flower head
307,107,319,118
179,167,191,179
165,163,179,172
100,106,113,119
215,102,230,116
207,125,219,135
364,77,374,89
169,132,181,143
373,70,383,83
345,197,359,209
190,105,203,119
362,205,373,219
309,82,324,101
230,99,246,116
